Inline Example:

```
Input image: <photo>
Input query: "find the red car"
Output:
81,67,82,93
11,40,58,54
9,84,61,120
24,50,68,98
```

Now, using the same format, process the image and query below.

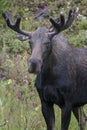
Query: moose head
2,9,78,74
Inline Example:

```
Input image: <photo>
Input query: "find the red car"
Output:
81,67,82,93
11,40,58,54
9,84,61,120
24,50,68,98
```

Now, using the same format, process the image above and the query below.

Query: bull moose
2,9,87,130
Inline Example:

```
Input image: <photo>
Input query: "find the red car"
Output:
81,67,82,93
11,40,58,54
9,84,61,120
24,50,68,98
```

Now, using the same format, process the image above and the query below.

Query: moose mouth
28,59,42,74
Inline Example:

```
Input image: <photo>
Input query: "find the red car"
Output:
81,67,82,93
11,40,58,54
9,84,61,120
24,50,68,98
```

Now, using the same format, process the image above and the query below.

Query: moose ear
16,33,29,41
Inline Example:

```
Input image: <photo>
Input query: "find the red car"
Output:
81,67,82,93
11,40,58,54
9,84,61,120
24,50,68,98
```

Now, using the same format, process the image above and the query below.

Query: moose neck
43,34,73,71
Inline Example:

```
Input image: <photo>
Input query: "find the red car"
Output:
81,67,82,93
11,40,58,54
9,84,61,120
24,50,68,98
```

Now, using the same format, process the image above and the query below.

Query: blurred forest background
0,0,87,130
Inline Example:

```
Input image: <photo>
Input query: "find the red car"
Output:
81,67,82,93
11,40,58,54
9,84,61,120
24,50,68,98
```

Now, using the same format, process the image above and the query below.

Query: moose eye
29,40,33,45
43,42,50,50
44,40,50,45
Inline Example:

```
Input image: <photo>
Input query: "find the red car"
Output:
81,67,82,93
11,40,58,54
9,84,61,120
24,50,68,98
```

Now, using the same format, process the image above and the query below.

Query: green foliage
67,30,87,47
0,28,30,54
65,18,87,47
77,19,87,30
0,0,87,130
0,78,87,130
0,0,11,13
0,0,11,24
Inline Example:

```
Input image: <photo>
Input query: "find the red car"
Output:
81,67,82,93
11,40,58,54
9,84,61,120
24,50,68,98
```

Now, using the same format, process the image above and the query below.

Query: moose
2,9,87,130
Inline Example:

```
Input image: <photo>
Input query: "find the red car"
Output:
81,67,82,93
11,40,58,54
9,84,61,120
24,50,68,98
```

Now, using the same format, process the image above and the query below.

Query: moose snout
28,59,42,74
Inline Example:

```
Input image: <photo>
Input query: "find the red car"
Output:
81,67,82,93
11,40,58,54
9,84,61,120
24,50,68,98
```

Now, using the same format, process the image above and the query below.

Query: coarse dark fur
34,32,87,130
2,11,87,130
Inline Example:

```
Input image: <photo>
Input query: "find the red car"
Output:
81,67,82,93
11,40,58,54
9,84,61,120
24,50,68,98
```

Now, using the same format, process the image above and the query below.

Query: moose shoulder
35,34,87,106
2,9,87,130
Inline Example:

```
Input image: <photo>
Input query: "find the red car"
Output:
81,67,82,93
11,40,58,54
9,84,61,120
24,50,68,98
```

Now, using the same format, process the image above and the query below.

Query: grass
0,79,87,130
0,35,87,130
0,37,87,130
0,54,87,130
0,3,87,129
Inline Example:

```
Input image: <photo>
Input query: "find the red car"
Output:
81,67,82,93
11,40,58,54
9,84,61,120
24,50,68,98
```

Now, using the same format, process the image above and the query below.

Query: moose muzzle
28,59,42,74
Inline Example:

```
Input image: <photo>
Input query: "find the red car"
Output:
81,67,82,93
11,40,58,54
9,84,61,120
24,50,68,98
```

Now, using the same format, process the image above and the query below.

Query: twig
34,6,49,20
24,115,28,130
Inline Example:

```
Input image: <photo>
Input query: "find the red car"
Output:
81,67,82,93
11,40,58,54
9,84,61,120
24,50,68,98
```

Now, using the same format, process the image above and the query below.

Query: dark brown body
2,10,87,130
35,34,87,130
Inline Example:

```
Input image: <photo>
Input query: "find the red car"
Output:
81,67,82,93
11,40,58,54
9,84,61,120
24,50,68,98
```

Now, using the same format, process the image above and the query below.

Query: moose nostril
31,61,36,69
28,59,42,73
28,59,38,73
30,59,37,68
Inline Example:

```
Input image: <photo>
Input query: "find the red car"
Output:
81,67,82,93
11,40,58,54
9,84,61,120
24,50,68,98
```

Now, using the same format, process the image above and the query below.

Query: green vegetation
0,0,87,130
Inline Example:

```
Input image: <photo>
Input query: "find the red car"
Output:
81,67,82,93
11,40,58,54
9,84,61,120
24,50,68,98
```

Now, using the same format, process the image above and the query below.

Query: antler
49,8,79,34
2,11,32,37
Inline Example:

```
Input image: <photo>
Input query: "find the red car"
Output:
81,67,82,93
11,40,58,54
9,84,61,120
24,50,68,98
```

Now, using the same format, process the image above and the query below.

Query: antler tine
60,13,65,27
64,8,78,30
50,18,60,29
2,11,14,25
65,9,73,28
2,11,31,37
15,16,21,29
49,8,78,34
49,12,66,33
